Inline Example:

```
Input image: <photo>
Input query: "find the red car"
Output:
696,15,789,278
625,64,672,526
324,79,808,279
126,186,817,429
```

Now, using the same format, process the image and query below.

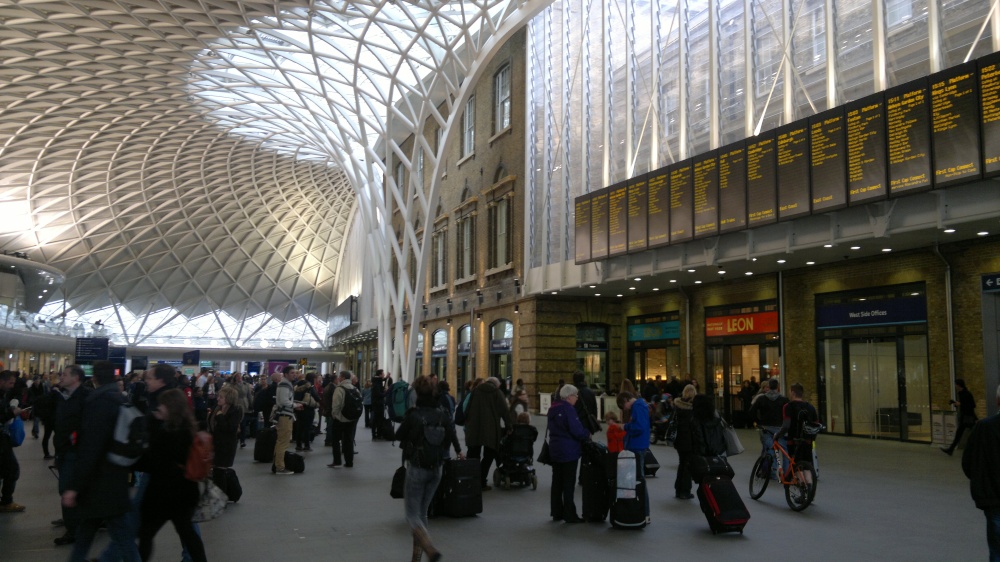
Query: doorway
706,343,779,424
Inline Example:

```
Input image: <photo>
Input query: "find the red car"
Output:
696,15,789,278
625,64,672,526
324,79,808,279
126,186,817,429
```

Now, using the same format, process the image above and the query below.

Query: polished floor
0,417,987,562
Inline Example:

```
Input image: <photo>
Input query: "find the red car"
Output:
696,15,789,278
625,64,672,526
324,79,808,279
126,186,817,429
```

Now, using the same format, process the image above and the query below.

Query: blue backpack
388,381,410,422
4,416,25,447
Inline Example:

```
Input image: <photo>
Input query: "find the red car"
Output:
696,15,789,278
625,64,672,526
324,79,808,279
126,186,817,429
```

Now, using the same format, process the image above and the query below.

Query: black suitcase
254,427,277,463
697,475,750,534
378,419,395,441
212,467,243,502
581,458,610,522
435,458,482,517
272,451,305,473
644,449,660,477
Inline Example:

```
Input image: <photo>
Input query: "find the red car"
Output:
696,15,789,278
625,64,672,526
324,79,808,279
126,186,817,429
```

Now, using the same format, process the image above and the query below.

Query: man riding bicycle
748,378,788,479
774,383,818,483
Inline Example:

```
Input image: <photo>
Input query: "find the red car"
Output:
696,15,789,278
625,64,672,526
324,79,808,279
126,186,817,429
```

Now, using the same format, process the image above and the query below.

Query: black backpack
340,387,363,421
406,409,447,469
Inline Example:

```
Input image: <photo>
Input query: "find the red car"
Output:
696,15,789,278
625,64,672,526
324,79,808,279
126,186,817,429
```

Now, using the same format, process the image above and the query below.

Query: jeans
404,465,442,533
57,452,80,537
72,514,139,562
550,460,579,519
274,415,293,470
761,426,784,478
987,507,1000,562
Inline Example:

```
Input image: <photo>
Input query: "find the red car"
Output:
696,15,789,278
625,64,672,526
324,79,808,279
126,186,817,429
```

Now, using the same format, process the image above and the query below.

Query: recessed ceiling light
882,248,892,252
718,270,726,275
652,288,660,291
687,269,696,273
944,228,956,234
979,231,989,236
806,261,815,265
745,272,753,276
751,258,757,262
850,246,861,250
670,279,677,283
629,287,636,290
823,244,833,248
595,293,601,297
616,294,623,297
859,298,867,301
910,292,920,296
777,259,786,264
551,291,558,295
589,285,596,289
694,281,702,284
634,277,641,281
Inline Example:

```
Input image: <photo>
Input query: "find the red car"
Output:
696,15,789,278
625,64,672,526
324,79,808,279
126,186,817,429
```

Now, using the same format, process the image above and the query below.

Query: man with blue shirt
616,391,651,525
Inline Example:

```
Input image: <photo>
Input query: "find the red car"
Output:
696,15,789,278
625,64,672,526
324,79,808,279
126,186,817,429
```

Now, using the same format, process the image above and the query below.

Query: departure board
646,167,670,248
608,182,628,257
627,174,649,252
981,52,1000,177
670,162,694,242
932,62,981,187
809,108,848,212
776,124,811,220
719,144,747,233
693,151,720,238
574,195,592,264
847,94,888,204
747,134,777,226
886,80,932,195
590,189,609,259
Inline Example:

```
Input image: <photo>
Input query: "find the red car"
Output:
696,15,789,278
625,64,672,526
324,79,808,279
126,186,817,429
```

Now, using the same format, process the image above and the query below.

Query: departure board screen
590,189,609,259
608,182,628,257
747,134,777,226
627,174,649,252
886,80,932,195
670,162,694,242
981,52,1000,177
646,167,670,248
776,124,811,220
719,144,747,233
847,94,888,204
932,62,981,187
574,195,592,264
693,151,719,238
809,108,848,212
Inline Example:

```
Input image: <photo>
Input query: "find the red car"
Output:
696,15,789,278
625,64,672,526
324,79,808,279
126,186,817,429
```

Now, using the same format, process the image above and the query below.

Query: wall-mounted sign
705,311,779,337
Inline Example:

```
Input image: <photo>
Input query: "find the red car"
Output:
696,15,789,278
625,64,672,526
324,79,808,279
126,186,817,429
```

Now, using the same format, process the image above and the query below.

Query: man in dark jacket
62,361,140,561
963,384,1000,561
0,370,24,513
464,377,509,490
572,371,600,435
747,378,789,479
53,365,91,545
370,369,386,441
943,378,978,456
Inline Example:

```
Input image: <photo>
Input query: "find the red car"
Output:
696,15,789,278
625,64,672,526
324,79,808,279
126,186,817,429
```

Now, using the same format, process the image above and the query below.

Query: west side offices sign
705,311,779,337
815,297,927,329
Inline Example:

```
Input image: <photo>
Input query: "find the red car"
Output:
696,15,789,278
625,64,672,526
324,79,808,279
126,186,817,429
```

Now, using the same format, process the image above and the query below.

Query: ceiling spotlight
751,258,757,262
745,272,753,276
910,292,920,296
882,248,892,252
670,279,677,283
777,259,786,264
806,261,815,265
616,294,623,297
978,231,989,236
235,340,243,347
944,228,956,234
718,270,726,275
260,340,269,348
634,277,641,281
284,341,293,348
589,285,596,289
859,298,867,301
652,288,660,291
687,269,696,273
595,293,601,297
694,281,702,284
551,291,558,295
850,246,861,250
823,244,833,248
310,342,319,349
629,287,636,290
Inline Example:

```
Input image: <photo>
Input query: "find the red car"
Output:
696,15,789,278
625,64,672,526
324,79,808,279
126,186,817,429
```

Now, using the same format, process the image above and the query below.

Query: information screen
809,108,848,212
981,52,1000,177
932,61,981,187
886,79,932,195
608,181,628,257
627,174,649,252
647,167,670,248
719,144,747,233
693,151,719,238
776,124,811,220
670,162,694,242
747,133,777,226
574,195,592,264
590,189,609,259
847,94,888,204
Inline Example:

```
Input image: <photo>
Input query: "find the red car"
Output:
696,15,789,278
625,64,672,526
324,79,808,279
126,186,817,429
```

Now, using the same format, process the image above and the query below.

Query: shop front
816,283,930,442
704,301,780,425
576,323,609,393
490,320,513,391
457,325,471,398
627,313,681,389
431,329,447,380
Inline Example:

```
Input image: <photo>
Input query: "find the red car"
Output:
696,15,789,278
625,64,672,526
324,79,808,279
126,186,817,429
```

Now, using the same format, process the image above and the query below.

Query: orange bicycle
748,425,822,511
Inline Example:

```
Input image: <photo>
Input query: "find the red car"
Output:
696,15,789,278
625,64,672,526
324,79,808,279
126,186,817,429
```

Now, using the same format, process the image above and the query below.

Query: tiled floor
0,418,987,562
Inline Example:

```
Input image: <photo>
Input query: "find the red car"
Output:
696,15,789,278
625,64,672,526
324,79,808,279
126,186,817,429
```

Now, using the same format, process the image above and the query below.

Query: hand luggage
697,475,750,534
254,427,277,463
272,451,306,473
689,455,734,480
644,449,660,477
610,450,646,530
378,419,395,441
434,458,482,517
581,455,610,522
212,467,243,502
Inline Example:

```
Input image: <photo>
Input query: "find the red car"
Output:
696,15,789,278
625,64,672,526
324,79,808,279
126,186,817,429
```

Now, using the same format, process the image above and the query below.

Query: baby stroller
650,408,675,446
492,424,539,490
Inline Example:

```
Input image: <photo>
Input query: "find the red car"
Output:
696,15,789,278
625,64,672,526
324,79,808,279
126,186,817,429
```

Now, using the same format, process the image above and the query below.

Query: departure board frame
980,51,1000,178
775,122,811,220
669,160,694,243
931,61,982,188
693,150,720,239
574,193,593,264
886,78,933,196
627,173,649,252
718,142,748,234
809,106,849,213
607,181,629,257
846,92,889,205
647,166,671,249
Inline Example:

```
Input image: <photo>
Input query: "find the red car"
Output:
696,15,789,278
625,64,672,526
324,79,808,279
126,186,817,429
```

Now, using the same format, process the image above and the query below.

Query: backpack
388,381,410,422
3,416,25,447
341,387,363,421
454,392,472,426
106,402,149,467
184,431,214,482
407,409,447,469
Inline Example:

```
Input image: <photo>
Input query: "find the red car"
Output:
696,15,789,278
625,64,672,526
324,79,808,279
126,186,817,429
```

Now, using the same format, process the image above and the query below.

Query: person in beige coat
328,371,360,468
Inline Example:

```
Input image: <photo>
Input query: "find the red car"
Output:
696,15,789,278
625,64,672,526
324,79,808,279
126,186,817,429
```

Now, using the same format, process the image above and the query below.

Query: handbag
689,455,735,480
723,419,744,456
390,449,406,499
3,416,25,447
191,481,227,522
537,428,552,465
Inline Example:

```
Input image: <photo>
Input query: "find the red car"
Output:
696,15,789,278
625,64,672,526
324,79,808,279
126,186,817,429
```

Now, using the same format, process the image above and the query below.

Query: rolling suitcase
212,467,243,502
697,475,750,535
254,427,277,463
581,443,610,522
272,451,306,473
435,458,482,517
644,449,660,477
610,450,646,530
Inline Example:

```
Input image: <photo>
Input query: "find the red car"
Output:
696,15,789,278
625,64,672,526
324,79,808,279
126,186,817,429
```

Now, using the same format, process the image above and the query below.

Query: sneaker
940,446,953,456
275,469,295,475
0,503,26,513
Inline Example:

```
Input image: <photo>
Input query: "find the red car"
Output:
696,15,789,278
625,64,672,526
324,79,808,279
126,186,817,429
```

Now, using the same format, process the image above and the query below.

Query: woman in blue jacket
615,391,652,524
546,384,591,523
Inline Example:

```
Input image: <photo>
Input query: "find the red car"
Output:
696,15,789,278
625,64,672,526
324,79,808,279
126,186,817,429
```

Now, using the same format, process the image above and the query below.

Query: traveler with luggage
464,377,510,490
671,384,696,500
612,391,652,525
209,385,243,501
395,375,460,562
691,392,751,534
328,370,362,468
546,384,591,523
272,367,301,475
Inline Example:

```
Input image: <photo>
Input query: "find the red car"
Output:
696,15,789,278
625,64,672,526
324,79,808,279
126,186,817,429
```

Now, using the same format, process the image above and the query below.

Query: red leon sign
705,311,779,337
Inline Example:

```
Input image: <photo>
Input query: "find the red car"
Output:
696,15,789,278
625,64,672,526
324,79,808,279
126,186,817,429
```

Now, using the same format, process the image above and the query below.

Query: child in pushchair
492,412,539,490
650,393,674,445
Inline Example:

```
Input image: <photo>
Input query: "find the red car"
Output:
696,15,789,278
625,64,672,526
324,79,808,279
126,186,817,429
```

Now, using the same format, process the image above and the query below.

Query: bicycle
748,424,823,511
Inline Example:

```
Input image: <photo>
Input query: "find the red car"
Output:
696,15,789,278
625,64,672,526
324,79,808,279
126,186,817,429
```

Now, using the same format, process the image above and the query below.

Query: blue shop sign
816,297,926,329
628,321,681,342
490,338,512,353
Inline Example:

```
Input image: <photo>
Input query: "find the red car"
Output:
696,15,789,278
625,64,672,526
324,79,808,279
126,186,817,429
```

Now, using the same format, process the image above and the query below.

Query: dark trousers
332,419,357,466
294,410,314,448
466,445,497,486
42,423,54,457
675,451,694,495
371,403,385,440
137,505,206,562
363,404,372,428
550,460,580,519
946,419,975,452
240,413,253,445
57,453,81,537
0,441,19,505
